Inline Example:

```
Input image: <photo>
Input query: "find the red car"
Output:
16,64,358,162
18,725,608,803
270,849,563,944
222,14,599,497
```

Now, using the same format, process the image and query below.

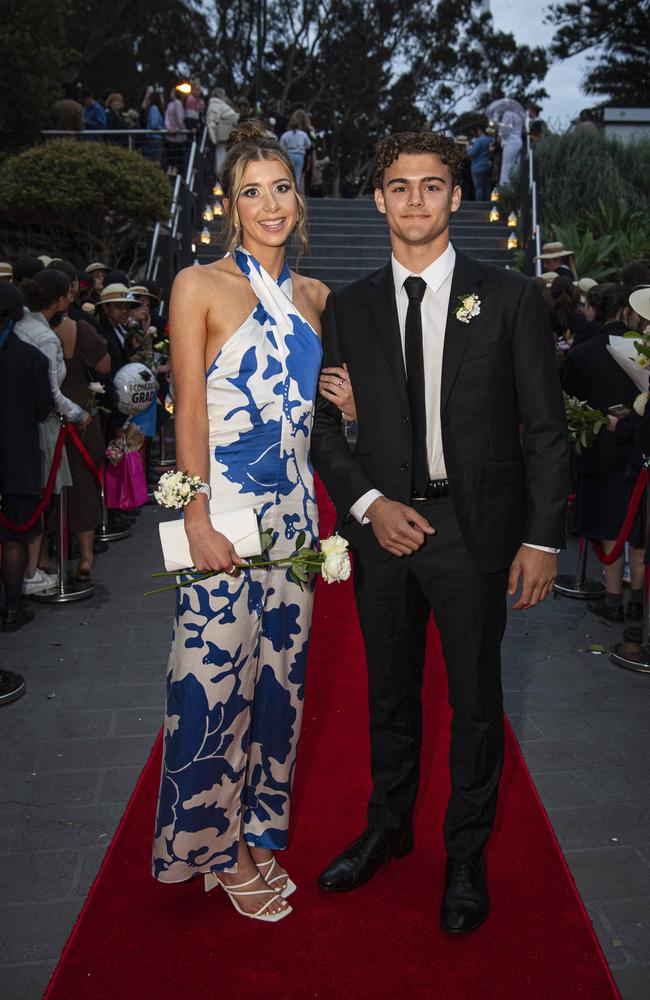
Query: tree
0,141,172,269
64,0,209,104
547,0,650,106
0,0,72,156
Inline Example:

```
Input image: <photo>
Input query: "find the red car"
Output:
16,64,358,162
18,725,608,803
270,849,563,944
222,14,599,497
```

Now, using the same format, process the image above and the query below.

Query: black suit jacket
562,320,639,475
312,251,570,572
0,333,54,495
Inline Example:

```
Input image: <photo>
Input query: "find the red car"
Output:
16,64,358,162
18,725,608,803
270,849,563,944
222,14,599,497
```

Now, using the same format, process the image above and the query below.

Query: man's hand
508,546,557,610
366,496,435,557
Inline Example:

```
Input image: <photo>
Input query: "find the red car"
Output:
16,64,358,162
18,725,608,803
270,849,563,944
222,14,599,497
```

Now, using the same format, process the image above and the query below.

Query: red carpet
46,490,619,1000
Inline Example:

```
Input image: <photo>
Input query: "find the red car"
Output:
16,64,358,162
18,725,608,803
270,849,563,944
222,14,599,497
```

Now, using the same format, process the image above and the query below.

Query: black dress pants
353,494,509,859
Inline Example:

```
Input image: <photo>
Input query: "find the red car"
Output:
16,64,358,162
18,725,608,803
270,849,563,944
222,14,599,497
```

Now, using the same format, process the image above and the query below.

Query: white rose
320,533,349,557
321,551,351,583
633,392,649,417
462,295,476,311
179,483,191,497
88,381,105,394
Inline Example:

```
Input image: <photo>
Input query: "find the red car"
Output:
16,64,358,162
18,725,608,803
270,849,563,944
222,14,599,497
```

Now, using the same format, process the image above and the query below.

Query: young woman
151,121,354,922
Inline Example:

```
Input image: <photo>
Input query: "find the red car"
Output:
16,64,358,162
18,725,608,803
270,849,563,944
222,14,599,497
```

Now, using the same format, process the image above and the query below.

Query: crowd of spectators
0,254,171,633
540,252,650,639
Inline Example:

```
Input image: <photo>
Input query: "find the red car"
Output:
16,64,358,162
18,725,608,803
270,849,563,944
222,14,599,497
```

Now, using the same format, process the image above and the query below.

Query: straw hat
0,262,13,279
128,283,160,303
37,255,52,267
574,277,597,296
536,242,574,260
99,283,139,306
630,287,650,323
87,261,108,274
539,271,559,284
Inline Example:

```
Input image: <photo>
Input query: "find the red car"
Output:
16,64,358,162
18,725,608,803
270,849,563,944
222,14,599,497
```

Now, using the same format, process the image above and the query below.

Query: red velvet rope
0,422,104,534
65,423,104,486
0,425,67,533
592,467,648,565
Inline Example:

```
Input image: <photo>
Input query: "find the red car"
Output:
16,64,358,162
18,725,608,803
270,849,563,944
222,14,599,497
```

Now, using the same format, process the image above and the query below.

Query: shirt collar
392,242,456,296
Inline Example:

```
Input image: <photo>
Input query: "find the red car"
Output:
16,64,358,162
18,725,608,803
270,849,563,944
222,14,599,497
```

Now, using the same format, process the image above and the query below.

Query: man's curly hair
373,131,465,190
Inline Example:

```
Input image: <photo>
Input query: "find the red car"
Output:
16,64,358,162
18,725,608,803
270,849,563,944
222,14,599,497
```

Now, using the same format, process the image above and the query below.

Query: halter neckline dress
153,247,323,880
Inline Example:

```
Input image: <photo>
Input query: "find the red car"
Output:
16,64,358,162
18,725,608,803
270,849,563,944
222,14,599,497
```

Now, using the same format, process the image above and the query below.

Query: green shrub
0,140,172,268
534,127,650,229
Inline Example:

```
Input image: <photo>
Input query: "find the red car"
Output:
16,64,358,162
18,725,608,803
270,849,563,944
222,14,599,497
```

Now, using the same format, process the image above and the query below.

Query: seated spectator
0,284,54,631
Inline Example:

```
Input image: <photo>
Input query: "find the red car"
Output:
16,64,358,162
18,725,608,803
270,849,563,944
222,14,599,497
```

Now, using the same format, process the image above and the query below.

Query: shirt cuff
523,542,560,554
350,489,383,525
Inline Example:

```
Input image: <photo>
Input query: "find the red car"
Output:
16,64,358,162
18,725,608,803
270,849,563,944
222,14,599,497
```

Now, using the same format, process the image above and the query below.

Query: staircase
199,198,513,288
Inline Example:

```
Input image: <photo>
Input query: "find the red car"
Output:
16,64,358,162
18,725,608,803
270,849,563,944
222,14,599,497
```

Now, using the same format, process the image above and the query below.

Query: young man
312,131,569,933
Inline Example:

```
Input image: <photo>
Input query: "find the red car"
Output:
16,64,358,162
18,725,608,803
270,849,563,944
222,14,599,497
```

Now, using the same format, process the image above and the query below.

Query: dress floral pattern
152,247,322,881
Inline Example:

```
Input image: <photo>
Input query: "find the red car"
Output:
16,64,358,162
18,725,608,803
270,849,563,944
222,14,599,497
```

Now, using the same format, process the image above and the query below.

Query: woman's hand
186,521,245,576
319,363,356,421
77,410,92,430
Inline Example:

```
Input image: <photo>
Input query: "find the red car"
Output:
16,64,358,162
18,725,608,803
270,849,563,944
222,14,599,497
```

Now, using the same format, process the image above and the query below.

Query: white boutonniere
455,293,481,324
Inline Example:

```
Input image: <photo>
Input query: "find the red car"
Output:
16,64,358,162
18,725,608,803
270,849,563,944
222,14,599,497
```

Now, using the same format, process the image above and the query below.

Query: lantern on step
212,182,224,197
507,232,518,250
489,206,500,223
490,187,499,202
213,201,224,216
200,228,211,244
202,206,214,223
507,211,518,228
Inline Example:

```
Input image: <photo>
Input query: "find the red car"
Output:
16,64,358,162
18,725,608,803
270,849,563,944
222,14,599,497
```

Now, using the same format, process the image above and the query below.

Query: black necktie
403,276,429,496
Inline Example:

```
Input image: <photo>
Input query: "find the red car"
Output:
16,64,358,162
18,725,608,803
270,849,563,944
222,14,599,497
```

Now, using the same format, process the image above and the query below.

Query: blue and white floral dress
152,247,322,881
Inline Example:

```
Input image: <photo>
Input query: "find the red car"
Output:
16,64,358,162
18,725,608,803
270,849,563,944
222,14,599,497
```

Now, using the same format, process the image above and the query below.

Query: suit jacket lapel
440,250,484,414
366,263,409,410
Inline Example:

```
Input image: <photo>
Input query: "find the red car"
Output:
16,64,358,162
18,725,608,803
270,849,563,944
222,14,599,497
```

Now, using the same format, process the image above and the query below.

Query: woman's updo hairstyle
20,268,70,312
220,119,308,259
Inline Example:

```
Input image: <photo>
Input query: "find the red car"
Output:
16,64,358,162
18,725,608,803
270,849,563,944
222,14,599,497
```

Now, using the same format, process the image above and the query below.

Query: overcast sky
489,0,593,129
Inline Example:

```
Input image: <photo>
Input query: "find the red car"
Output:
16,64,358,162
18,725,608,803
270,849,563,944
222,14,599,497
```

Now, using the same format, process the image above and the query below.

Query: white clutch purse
158,507,262,572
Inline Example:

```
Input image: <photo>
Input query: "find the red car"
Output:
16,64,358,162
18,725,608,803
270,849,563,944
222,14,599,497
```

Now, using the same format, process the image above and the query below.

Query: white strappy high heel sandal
203,871,292,923
255,857,297,899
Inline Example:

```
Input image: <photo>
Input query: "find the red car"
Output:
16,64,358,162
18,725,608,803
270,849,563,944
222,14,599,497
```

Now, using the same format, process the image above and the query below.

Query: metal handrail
524,115,542,276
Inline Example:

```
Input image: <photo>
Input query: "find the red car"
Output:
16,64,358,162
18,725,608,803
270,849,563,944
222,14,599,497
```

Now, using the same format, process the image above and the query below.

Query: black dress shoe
626,601,643,621
587,598,624,623
1,606,35,633
318,826,413,892
441,856,489,934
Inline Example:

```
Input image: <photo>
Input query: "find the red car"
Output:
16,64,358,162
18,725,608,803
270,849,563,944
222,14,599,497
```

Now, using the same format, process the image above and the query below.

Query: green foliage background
0,141,171,269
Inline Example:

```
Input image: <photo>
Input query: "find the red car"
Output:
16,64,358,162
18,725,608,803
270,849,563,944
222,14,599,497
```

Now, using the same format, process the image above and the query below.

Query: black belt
412,478,449,500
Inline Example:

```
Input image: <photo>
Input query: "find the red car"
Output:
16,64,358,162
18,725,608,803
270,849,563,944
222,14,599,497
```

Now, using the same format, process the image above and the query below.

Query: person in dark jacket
562,282,645,622
467,126,493,201
0,284,55,632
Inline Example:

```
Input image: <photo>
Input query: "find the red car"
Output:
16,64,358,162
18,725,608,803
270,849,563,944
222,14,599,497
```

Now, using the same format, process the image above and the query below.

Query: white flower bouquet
146,524,351,597
154,470,205,509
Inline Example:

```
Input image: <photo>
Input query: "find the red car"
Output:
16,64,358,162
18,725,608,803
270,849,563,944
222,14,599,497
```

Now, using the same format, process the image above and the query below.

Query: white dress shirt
349,244,558,555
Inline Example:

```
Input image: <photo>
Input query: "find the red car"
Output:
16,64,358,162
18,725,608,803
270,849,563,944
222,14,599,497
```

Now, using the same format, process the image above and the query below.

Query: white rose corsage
455,293,481,324
154,470,208,509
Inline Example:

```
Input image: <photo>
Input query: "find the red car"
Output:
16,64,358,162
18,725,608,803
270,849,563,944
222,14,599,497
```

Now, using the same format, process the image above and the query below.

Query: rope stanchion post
154,422,175,470
553,537,606,600
96,470,131,544
31,485,94,604
610,474,650,675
